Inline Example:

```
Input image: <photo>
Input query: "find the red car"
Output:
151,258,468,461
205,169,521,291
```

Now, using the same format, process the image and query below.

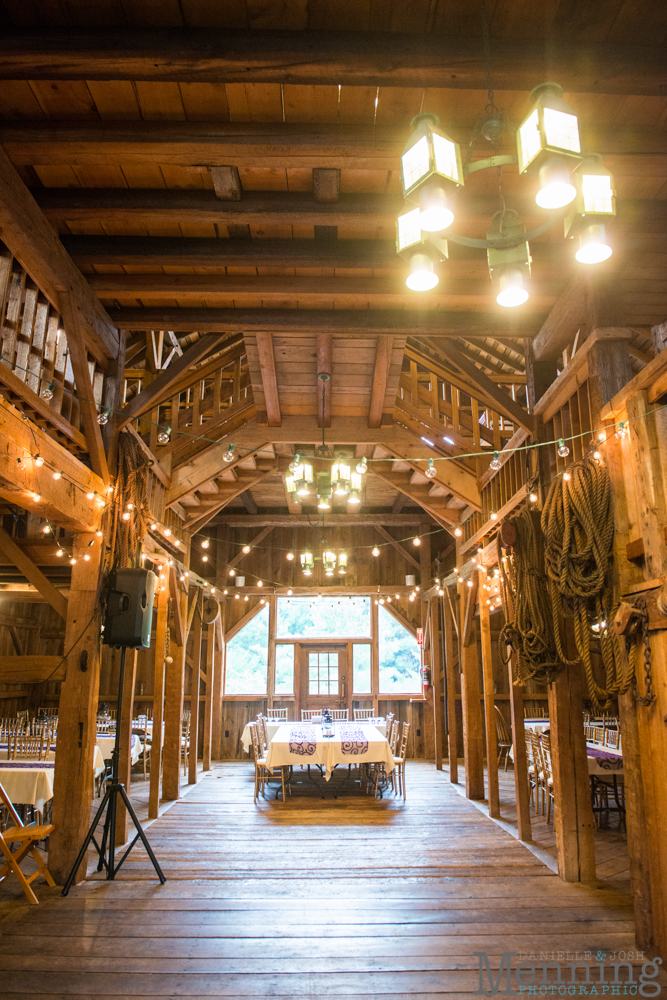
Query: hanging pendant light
323,551,337,577
337,553,348,575
487,211,532,308
331,460,351,495
300,551,314,575
516,84,581,191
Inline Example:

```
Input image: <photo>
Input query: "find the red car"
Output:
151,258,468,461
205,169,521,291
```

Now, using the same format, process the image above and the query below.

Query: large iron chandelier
396,84,616,307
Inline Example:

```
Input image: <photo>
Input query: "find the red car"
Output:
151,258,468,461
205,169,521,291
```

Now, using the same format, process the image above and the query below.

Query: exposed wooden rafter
0,526,68,620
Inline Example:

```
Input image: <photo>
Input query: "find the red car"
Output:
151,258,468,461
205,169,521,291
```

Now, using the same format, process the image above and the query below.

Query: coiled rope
540,456,632,712
498,509,562,686
108,431,151,569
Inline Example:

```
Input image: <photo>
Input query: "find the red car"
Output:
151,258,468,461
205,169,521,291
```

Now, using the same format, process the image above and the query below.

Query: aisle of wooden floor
0,762,637,997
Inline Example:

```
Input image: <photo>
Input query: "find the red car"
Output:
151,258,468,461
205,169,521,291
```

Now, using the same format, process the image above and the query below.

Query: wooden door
298,644,349,717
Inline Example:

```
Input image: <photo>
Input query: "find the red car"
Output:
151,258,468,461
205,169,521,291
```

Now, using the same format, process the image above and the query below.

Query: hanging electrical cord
497,509,562,686
541,456,633,712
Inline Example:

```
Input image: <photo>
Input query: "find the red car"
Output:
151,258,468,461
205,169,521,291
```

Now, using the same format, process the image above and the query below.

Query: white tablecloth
0,745,105,813
96,732,142,765
265,723,394,781
241,718,387,752
523,719,550,735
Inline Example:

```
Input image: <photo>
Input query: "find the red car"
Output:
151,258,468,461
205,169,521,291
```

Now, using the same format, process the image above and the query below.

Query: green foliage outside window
378,605,420,693
276,596,370,638
225,604,269,694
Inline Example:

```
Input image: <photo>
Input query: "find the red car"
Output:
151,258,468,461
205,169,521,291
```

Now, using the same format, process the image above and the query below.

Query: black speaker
103,568,156,649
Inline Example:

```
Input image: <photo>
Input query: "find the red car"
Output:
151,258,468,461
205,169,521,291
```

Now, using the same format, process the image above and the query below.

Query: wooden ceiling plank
0,32,664,95
0,361,88,452
215,512,429,526
316,332,332,429
0,525,68,620
167,444,271,506
0,655,65,684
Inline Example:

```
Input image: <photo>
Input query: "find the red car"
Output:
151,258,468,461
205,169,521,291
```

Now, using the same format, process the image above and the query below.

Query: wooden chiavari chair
494,706,513,771
181,712,191,776
540,735,555,823
530,732,548,816
12,728,51,761
301,710,320,721
525,735,537,808
391,722,410,800
256,714,269,756
330,709,348,721
268,708,288,721
1,719,26,760
604,729,621,750
135,714,152,778
249,722,287,803
354,709,375,720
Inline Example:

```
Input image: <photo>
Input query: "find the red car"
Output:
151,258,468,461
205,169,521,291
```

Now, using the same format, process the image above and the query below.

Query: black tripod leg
106,777,117,880
113,784,166,883
61,787,112,896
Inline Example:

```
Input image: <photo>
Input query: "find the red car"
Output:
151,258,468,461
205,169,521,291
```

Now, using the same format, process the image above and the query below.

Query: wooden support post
162,591,187,801
48,533,103,885
371,597,379,717
211,614,224,759
267,594,277,713
429,597,443,770
148,586,169,820
506,651,532,842
419,525,436,760
548,661,596,881
115,647,137,847
189,605,203,785
202,623,215,771
458,570,484,800
478,566,500,818
443,592,458,783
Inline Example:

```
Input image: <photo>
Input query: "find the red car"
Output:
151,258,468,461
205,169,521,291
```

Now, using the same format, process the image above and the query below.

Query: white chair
301,710,320,721
354,709,374,720
330,709,349,721
268,708,288,721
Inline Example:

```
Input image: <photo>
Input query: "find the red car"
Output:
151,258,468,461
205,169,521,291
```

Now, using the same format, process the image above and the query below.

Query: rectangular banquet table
586,742,623,776
96,732,142,764
265,723,394,780
0,744,105,814
241,717,386,752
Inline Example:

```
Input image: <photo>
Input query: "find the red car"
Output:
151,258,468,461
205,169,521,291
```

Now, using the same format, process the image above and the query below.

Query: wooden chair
604,729,621,750
249,722,287,803
494,706,513,771
0,783,55,904
301,710,320,721
256,714,269,756
135,715,152,778
330,709,349,721
1,719,26,759
384,712,394,734
354,709,374,720
540,735,555,823
12,729,52,761
391,722,410,799
268,708,288,721
591,726,605,745
525,735,537,808
180,713,191,776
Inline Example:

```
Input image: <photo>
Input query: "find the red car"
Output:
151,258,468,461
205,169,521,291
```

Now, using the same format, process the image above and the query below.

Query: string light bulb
70,557,77,565
372,546,380,557
122,511,131,521
34,454,44,467
289,454,300,474
41,384,54,400
356,457,367,475
557,438,570,458
201,539,209,549
490,511,498,521
425,458,437,479
563,471,571,482
413,536,421,546
56,548,64,558
223,445,235,463
598,431,606,442
454,526,462,537
242,545,250,554
593,449,601,461
490,452,502,471
164,528,171,537
97,409,110,426
157,428,171,445
615,421,627,440
529,492,538,503
32,493,41,502
286,552,294,561
53,470,62,480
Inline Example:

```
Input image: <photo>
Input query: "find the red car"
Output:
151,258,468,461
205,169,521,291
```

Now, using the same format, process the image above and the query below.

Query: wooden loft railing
0,244,109,457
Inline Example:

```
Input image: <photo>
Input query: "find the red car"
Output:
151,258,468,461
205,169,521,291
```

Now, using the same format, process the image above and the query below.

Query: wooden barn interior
0,2,666,995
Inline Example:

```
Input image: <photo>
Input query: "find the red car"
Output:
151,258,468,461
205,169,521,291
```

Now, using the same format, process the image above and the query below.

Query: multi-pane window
353,644,371,693
309,651,339,695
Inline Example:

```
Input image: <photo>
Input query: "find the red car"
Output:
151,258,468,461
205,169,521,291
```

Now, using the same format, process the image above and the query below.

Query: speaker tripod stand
62,646,166,895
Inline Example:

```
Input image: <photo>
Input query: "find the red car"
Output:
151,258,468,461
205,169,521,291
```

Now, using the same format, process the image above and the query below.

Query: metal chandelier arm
443,211,565,250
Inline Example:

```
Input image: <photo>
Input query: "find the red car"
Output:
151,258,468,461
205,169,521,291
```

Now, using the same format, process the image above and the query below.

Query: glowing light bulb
84,553,90,561
86,491,95,500
497,268,529,308
575,223,612,264
615,421,627,440
34,454,44,467
419,180,454,232
150,523,157,530
356,457,367,475
425,458,437,479
597,431,606,443
257,580,263,587
529,492,538,503
490,511,498,521
467,579,473,588
454,526,462,537
202,555,208,562
563,472,571,482
535,157,576,210
372,546,380,557
97,409,109,425
406,252,438,292
242,545,250,553
287,589,293,596
593,450,601,461
201,539,209,549
557,438,570,458
286,552,294,561
122,511,131,521
70,557,77,565
164,528,171,537
413,536,421,546
42,524,50,534
223,445,235,463
56,549,63,558
53,471,62,480
32,493,41,502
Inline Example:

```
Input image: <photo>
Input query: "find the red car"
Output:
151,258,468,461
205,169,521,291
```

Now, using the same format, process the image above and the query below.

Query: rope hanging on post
108,431,151,569
540,456,632,712
497,509,562,686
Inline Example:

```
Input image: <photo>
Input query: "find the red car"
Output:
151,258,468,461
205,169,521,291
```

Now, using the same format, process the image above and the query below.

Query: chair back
330,709,348,721
256,715,268,754
248,722,264,763
604,729,620,750
540,734,553,780
591,726,604,745
530,732,545,775
388,721,399,754
16,709,29,722
354,709,374,720
301,710,319,720
493,705,512,745
396,722,410,762
524,734,534,768
269,708,288,721
12,728,51,760
385,712,394,733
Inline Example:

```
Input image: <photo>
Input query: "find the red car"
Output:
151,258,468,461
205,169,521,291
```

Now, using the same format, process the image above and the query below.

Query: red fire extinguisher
420,665,431,693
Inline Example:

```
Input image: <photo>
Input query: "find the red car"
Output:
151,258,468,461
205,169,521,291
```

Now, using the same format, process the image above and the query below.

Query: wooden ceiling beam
184,466,278,532
106,307,535,338
373,525,421,573
167,444,271,507
0,148,118,367
3,121,665,171
255,331,281,428
227,525,274,570
0,655,65,684
0,32,664,94
0,396,104,532
215,513,429,527
368,337,391,430
317,333,332,429
0,526,68,620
